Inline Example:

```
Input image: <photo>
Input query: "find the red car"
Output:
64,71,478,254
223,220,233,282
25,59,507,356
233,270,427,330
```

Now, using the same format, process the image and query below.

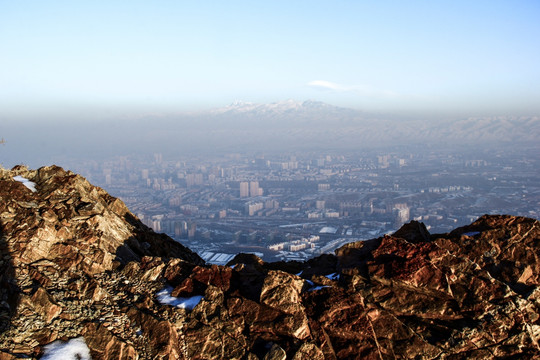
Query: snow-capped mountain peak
211,99,345,115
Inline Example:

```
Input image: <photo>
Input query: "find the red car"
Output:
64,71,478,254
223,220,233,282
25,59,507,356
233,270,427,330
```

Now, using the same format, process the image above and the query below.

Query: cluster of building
62,144,539,262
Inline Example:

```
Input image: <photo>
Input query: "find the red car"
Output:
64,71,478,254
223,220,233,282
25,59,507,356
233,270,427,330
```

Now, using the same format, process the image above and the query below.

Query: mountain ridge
159,100,540,145
1,165,540,359
210,100,354,115
2,101,539,167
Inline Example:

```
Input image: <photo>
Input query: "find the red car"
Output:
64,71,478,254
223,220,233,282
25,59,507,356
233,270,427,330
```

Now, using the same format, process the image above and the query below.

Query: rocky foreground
1,166,540,359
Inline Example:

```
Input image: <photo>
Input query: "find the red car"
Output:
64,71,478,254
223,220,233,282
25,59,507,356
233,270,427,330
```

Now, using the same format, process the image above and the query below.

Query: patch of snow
308,285,330,292
463,231,480,237
13,175,37,192
325,273,340,281
305,279,314,286
295,270,303,276
41,337,91,360
156,286,203,310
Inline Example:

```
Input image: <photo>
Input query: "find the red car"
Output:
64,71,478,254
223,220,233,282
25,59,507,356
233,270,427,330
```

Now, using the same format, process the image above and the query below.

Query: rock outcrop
1,166,539,359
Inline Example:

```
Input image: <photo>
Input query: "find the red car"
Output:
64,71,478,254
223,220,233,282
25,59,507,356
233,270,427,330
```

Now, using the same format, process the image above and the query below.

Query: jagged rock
82,323,138,360
259,271,310,339
29,287,62,324
392,220,431,243
292,343,324,360
126,307,182,358
1,166,540,359
260,271,304,314
227,253,265,268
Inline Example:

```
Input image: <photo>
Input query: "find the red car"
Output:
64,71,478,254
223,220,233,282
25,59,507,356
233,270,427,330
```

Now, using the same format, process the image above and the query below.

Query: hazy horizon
1,100,538,169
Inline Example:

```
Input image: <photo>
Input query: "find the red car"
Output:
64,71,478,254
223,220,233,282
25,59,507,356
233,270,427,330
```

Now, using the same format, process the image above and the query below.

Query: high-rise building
187,222,197,238
393,203,410,227
141,169,149,180
240,181,249,198
186,173,203,187
249,181,262,197
245,201,264,216
174,221,188,237
265,199,279,209
377,155,389,168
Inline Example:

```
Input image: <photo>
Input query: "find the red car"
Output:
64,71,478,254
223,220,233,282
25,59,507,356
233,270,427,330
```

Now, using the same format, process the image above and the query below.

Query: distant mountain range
208,100,369,125
211,99,358,117
198,100,540,147
2,100,538,166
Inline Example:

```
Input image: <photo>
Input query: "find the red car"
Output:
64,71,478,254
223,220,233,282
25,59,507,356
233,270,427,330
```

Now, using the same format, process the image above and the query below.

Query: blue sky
1,0,539,120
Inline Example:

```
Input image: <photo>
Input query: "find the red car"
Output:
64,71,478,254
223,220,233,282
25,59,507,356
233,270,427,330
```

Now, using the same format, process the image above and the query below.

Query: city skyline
2,1,540,123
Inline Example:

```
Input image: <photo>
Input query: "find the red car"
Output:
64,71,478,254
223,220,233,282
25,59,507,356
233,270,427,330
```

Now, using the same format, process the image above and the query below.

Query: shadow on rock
0,225,18,334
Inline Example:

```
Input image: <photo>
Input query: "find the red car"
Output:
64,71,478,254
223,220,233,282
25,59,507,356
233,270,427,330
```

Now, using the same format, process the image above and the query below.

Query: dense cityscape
57,143,539,265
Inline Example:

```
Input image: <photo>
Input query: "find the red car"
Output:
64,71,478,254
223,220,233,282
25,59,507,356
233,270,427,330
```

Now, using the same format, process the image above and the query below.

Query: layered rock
1,165,540,359
0,165,202,358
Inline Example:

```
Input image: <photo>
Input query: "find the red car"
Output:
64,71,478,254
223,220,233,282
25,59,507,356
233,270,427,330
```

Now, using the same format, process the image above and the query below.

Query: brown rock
260,271,310,340
83,323,138,360
260,271,304,314
30,287,62,324
163,258,195,285
292,343,324,360
392,220,431,243
192,265,233,291
127,307,181,358
185,323,247,360
172,278,196,297
0,350,16,360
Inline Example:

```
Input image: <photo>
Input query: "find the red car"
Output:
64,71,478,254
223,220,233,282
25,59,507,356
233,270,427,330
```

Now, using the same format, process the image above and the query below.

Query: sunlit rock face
1,165,540,359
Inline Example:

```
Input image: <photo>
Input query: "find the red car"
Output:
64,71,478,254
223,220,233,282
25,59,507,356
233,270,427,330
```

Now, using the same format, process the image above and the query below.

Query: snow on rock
325,273,340,281
41,337,91,360
13,175,37,192
156,286,203,310
308,285,330,292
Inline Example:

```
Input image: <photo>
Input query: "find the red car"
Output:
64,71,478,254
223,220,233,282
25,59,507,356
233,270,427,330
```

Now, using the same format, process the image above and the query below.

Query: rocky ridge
1,166,540,359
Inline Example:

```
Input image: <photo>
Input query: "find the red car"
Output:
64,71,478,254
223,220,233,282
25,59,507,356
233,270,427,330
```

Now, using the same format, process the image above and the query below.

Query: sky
1,0,540,122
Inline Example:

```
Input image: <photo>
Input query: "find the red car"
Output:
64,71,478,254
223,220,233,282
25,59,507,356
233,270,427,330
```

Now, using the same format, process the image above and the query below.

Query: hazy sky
1,0,540,121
